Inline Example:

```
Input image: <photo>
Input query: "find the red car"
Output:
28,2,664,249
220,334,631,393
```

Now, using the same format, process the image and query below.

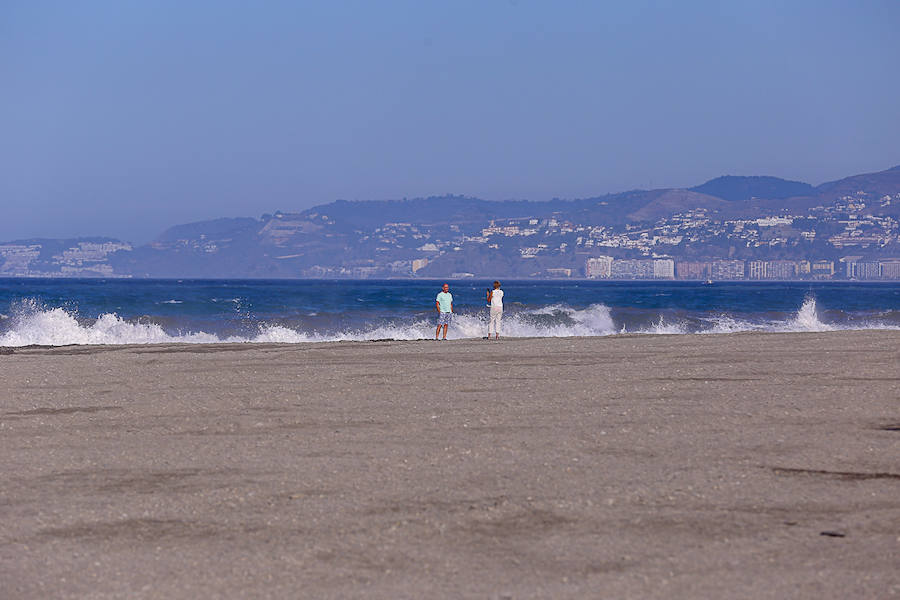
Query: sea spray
0,300,219,346
703,314,770,334
509,304,617,337
785,296,833,332
2,281,898,347
701,296,834,334
638,315,688,335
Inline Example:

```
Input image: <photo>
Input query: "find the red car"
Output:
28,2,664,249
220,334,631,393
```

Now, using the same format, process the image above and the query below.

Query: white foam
0,303,219,347
504,304,617,337
250,322,431,343
525,303,569,315
704,296,900,335
702,297,836,335
783,297,833,332
250,325,317,343
1,298,896,347
703,315,770,334
0,299,219,346
640,316,690,335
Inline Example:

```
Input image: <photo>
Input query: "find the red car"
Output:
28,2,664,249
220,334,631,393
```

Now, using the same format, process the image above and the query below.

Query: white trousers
488,308,503,335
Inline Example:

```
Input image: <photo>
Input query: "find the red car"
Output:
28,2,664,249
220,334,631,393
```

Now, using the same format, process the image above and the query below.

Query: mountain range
3,164,899,279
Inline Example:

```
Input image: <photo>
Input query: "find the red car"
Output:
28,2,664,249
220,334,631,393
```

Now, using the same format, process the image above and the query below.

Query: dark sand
1,331,899,599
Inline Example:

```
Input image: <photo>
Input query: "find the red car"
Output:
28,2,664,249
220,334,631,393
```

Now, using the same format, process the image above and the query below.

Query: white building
585,256,613,278
652,259,675,279
756,217,794,227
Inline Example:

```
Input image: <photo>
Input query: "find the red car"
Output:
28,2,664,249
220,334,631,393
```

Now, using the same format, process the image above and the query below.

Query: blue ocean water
1,278,898,346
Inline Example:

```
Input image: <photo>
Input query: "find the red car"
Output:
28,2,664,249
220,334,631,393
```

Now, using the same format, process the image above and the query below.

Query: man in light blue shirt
435,283,453,340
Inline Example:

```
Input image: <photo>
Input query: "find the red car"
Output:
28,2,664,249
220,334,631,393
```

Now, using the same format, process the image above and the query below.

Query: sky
2,1,899,243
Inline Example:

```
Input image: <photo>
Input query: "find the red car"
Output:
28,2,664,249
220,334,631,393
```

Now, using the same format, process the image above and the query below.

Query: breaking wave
0,297,896,347
0,299,222,346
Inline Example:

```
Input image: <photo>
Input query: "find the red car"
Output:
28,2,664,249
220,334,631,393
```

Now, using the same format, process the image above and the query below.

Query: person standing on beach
486,280,504,340
435,283,453,340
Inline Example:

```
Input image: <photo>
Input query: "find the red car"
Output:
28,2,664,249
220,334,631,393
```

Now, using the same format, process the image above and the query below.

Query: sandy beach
1,330,899,599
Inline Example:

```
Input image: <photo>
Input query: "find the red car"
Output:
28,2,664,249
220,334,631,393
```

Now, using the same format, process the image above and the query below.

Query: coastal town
0,241,132,278
2,176,899,280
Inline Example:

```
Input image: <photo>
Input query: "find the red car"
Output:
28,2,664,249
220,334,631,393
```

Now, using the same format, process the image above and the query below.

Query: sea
1,278,899,347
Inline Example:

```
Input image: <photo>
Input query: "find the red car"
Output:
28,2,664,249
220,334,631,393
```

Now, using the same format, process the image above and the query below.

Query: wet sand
1,331,899,599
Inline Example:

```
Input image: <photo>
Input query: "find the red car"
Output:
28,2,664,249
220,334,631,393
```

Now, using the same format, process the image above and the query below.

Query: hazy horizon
3,1,899,243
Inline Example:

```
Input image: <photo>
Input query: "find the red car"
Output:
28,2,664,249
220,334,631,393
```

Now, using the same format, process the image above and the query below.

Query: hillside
817,165,900,199
2,164,899,279
155,217,261,243
690,176,816,201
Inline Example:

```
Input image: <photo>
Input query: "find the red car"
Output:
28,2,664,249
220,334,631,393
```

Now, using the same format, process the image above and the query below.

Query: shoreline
2,326,899,352
3,275,900,282
2,330,899,598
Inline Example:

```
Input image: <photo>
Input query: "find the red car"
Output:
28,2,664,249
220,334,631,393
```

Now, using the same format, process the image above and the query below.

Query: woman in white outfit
486,280,504,340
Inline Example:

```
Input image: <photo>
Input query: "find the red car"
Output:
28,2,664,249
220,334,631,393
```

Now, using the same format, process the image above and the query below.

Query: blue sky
2,0,899,242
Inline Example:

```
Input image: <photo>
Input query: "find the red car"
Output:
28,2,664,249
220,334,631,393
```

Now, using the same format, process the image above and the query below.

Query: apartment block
675,261,709,280
652,259,675,279
411,258,429,273
585,256,613,278
881,260,900,279
710,260,745,280
849,261,882,279
811,260,834,277
766,261,797,280
748,261,767,279
610,259,654,279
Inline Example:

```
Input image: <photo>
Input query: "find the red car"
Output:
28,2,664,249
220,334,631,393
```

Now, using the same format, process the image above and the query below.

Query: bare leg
435,325,441,340
442,324,448,340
